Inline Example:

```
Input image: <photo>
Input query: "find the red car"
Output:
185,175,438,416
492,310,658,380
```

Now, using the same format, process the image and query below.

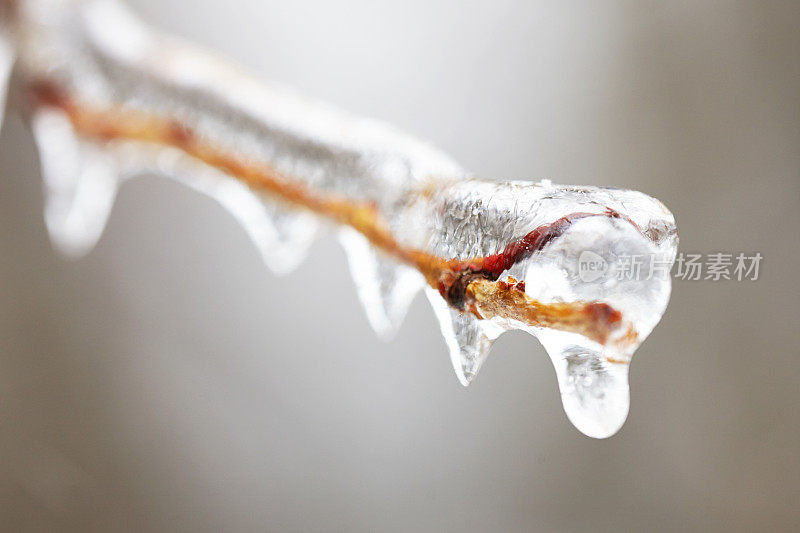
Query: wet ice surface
5,0,678,437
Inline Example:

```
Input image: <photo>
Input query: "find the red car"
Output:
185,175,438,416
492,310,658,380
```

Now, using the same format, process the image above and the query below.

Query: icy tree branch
1,0,678,437
27,79,635,350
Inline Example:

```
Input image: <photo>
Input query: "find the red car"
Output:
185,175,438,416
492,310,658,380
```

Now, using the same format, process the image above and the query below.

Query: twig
28,80,635,351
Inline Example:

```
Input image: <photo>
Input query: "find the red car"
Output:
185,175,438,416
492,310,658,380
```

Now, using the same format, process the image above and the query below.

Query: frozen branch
2,0,678,437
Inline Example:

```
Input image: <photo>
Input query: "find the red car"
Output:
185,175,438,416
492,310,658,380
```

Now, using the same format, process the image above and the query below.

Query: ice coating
400,180,676,437
3,0,678,437
12,0,464,206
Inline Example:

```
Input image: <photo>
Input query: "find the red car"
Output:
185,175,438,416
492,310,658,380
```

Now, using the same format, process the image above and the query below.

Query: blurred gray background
1,0,798,531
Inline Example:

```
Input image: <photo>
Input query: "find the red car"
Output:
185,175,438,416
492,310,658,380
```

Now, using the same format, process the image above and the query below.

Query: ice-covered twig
2,0,678,437
27,79,634,350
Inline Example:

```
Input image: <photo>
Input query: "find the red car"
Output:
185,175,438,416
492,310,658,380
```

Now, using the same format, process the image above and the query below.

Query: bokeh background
1,0,798,531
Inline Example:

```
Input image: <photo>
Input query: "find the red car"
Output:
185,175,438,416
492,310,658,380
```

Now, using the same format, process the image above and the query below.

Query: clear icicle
340,227,424,339
536,332,632,439
145,147,318,275
32,109,119,258
180,175,319,276
426,288,504,385
250,202,317,276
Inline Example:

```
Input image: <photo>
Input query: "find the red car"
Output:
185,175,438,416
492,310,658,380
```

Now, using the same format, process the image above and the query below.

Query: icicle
32,109,119,258
538,335,631,439
426,287,504,385
100,143,321,275
189,179,318,276
249,201,317,276
558,352,630,439
340,227,425,340
146,147,319,275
